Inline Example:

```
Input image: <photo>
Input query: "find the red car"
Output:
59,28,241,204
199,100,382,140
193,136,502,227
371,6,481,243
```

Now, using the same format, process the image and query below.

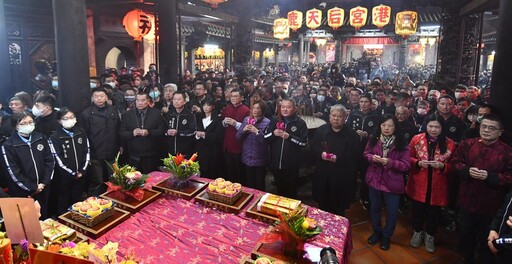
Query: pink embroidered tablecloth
94,172,352,263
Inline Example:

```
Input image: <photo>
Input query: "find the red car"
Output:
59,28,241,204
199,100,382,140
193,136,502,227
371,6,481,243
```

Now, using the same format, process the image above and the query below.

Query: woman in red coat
406,114,455,253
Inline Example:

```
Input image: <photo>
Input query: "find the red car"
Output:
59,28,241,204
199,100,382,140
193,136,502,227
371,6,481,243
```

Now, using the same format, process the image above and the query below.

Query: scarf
380,134,395,158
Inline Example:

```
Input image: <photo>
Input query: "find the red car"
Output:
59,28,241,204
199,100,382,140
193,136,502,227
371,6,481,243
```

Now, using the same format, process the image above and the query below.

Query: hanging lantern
372,5,391,28
144,14,156,43
123,9,152,41
395,11,418,38
306,8,322,30
273,18,289,40
287,10,303,31
327,7,344,30
349,6,368,30
202,0,228,9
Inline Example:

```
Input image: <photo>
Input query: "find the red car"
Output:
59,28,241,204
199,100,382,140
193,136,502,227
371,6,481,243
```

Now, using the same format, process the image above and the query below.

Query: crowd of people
0,62,510,264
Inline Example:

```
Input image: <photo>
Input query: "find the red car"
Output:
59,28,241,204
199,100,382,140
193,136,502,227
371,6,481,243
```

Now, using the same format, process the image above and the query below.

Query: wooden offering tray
195,190,253,214
245,196,279,224
100,188,161,213
58,207,130,239
152,178,207,200
239,257,255,264
251,242,321,264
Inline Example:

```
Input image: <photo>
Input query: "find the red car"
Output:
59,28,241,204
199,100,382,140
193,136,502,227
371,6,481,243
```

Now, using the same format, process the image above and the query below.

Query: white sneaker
424,233,436,253
410,231,424,248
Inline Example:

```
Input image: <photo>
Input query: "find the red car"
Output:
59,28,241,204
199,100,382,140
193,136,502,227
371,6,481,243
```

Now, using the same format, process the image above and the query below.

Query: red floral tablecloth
94,172,352,263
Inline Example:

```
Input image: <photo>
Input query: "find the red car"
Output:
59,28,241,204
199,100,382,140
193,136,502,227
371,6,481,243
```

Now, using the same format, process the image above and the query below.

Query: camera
319,247,339,264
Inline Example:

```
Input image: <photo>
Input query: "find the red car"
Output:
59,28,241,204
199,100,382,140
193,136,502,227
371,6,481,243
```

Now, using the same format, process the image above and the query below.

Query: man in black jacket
120,93,166,174
264,98,308,199
79,87,121,196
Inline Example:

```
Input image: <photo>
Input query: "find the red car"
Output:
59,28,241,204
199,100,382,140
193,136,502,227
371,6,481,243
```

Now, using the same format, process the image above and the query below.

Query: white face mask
61,118,77,129
317,95,325,102
107,82,116,89
90,82,97,89
32,105,44,117
52,80,59,88
454,92,461,99
18,123,35,135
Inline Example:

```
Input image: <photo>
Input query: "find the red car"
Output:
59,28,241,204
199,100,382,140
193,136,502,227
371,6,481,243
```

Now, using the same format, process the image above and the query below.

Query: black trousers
8,184,51,220
271,168,298,199
87,159,111,196
129,154,161,174
458,208,496,264
224,153,245,185
49,171,85,216
412,200,441,236
245,165,266,191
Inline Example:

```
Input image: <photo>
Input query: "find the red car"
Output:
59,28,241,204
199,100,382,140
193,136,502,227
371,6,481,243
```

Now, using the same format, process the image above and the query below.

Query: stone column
490,0,512,131
299,34,304,67
398,39,407,70
158,0,179,84
52,0,90,113
0,0,12,102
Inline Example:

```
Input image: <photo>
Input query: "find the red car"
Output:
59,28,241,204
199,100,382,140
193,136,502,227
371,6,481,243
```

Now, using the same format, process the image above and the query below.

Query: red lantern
123,9,152,41
202,0,228,9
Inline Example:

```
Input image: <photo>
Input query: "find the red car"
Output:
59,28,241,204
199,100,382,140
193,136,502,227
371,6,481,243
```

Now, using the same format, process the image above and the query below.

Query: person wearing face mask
122,87,137,113
48,108,90,215
313,89,333,122
33,95,59,137
413,100,430,128
1,111,55,219
100,74,124,107
148,88,161,107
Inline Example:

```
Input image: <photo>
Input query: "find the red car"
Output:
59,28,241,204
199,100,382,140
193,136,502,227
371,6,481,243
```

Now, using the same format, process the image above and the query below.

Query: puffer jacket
364,140,410,194
236,116,270,167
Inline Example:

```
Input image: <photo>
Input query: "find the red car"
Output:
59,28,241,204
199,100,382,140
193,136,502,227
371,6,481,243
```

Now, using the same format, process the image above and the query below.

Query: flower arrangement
162,153,199,181
106,152,149,201
58,241,138,264
258,207,322,256
13,239,30,264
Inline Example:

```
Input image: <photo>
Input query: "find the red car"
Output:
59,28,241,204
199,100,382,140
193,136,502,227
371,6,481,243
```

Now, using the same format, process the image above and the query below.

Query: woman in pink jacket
406,114,455,253
364,114,411,250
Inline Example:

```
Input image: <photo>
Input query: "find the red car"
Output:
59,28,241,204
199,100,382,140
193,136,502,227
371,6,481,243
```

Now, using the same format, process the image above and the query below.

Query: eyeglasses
480,124,501,132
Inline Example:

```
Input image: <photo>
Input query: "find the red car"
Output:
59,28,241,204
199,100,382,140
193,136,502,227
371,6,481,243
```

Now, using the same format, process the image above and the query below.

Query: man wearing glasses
451,113,512,264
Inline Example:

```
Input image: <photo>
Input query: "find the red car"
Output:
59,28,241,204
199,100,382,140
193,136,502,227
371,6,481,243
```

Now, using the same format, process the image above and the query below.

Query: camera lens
319,247,339,264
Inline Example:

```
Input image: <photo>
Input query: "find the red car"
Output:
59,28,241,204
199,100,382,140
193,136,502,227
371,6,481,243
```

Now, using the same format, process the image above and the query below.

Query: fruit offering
207,178,242,197
71,197,113,218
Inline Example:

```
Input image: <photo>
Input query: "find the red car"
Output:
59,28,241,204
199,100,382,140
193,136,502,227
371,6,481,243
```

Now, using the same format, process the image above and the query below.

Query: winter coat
264,114,308,170
78,104,121,160
119,107,166,157
49,126,90,177
195,115,224,173
406,133,455,206
236,116,270,167
1,131,55,192
312,124,361,209
364,140,410,194
164,107,196,156
221,103,250,154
